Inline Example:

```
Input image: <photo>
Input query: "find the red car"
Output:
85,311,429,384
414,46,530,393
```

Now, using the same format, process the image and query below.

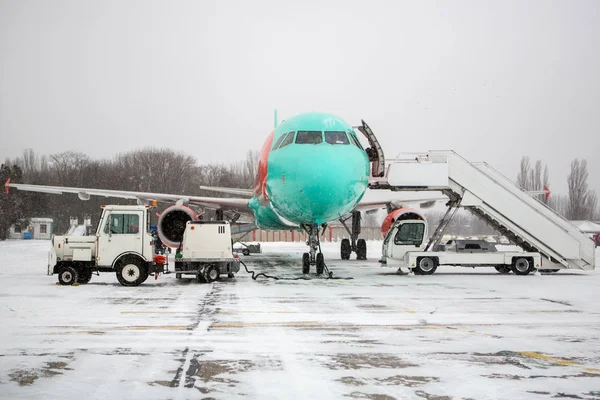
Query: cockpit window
271,133,288,150
348,133,364,149
325,131,349,145
295,131,322,144
278,132,295,149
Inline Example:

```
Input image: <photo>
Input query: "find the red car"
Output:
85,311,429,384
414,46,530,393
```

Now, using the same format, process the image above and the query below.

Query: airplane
5,112,444,275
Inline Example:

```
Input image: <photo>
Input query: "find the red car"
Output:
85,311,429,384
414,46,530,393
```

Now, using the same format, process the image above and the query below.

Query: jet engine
381,208,426,237
157,205,199,248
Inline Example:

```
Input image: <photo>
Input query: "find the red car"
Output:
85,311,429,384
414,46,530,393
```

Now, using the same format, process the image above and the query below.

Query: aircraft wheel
494,265,511,274
205,265,220,283
340,239,351,260
511,257,531,275
316,253,325,275
302,253,310,274
356,239,367,260
414,257,437,275
58,265,78,286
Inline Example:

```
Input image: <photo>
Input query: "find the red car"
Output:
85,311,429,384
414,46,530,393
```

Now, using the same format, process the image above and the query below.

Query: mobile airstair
370,151,595,270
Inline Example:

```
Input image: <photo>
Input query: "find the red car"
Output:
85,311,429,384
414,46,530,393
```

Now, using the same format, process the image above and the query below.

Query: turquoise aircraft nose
267,145,369,225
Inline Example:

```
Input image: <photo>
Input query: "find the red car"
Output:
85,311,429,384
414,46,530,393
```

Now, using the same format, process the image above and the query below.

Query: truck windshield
394,223,425,246
104,213,140,234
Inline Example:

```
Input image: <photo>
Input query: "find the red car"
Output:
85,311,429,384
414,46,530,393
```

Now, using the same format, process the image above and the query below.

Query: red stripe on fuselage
254,131,274,204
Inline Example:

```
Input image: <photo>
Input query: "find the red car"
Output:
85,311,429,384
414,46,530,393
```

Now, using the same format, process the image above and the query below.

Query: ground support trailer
174,221,240,283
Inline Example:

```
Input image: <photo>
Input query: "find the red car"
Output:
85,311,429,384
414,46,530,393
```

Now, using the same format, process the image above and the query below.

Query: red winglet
544,185,551,201
4,178,10,194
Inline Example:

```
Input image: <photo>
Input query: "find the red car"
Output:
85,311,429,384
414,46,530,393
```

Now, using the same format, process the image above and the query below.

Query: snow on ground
0,240,599,400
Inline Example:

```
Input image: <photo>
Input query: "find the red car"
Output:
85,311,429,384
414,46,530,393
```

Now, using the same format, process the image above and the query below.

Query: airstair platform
370,151,595,270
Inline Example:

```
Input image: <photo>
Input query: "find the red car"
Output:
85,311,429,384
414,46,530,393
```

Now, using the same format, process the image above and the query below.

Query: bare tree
517,156,531,190
566,159,597,220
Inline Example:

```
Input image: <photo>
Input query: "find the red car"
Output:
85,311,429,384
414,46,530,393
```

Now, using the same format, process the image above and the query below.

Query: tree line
0,148,258,239
1,149,598,240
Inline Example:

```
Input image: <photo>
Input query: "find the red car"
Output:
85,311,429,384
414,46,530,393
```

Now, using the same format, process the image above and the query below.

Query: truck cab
49,205,164,286
383,218,429,263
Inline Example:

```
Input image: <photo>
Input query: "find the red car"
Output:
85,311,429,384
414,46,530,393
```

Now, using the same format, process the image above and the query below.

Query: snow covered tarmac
0,240,599,400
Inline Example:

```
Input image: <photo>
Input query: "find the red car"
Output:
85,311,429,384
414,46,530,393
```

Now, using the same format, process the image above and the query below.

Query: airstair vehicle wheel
494,265,511,274
340,239,351,260
511,257,531,276
58,266,78,286
316,253,325,275
302,253,310,274
77,268,93,284
414,257,437,275
116,258,146,286
205,265,220,283
357,239,367,260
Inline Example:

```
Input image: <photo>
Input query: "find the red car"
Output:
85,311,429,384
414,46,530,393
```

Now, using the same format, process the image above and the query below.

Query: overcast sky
1,0,599,194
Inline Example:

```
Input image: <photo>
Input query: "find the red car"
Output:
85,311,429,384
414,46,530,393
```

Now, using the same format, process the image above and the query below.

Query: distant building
9,218,54,240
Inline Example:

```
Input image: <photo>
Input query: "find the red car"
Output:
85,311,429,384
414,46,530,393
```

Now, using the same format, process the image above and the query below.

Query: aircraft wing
355,189,448,212
4,180,251,210
199,186,254,196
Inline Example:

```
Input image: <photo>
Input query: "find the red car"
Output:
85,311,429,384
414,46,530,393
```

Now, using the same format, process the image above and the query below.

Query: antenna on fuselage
273,109,278,128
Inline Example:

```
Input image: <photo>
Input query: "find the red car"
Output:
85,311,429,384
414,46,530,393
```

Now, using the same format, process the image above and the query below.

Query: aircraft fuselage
248,112,370,230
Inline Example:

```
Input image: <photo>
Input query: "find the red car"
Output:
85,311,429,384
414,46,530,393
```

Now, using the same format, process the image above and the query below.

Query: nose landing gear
339,211,367,260
301,224,326,275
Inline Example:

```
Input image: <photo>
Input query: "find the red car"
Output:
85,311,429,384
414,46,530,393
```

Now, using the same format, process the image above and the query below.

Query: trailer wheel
116,257,146,286
494,265,511,274
414,257,437,275
340,239,351,260
77,268,93,284
205,265,220,283
58,266,78,286
356,239,367,260
242,248,250,256
176,273,182,279
511,257,531,276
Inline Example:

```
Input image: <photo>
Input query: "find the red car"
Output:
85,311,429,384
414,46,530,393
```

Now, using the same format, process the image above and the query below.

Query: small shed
9,218,54,240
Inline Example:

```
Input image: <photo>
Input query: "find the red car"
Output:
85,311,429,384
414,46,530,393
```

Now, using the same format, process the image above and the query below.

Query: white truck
49,205,166,286
383,217,542,275
174,220,240,282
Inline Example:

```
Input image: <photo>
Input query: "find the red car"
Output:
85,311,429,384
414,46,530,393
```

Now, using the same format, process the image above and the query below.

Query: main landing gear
339,211,367,261
301,224,326,275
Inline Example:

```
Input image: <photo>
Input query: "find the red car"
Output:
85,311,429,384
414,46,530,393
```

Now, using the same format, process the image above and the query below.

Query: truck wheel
116,258,146,286
414,257,437,275
58,266,78,286
77,268,93,284
494,265,511,274
356,239,367,260
511,257,531,276
205,265,220,283
340,239,351,260
316,253,325,275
